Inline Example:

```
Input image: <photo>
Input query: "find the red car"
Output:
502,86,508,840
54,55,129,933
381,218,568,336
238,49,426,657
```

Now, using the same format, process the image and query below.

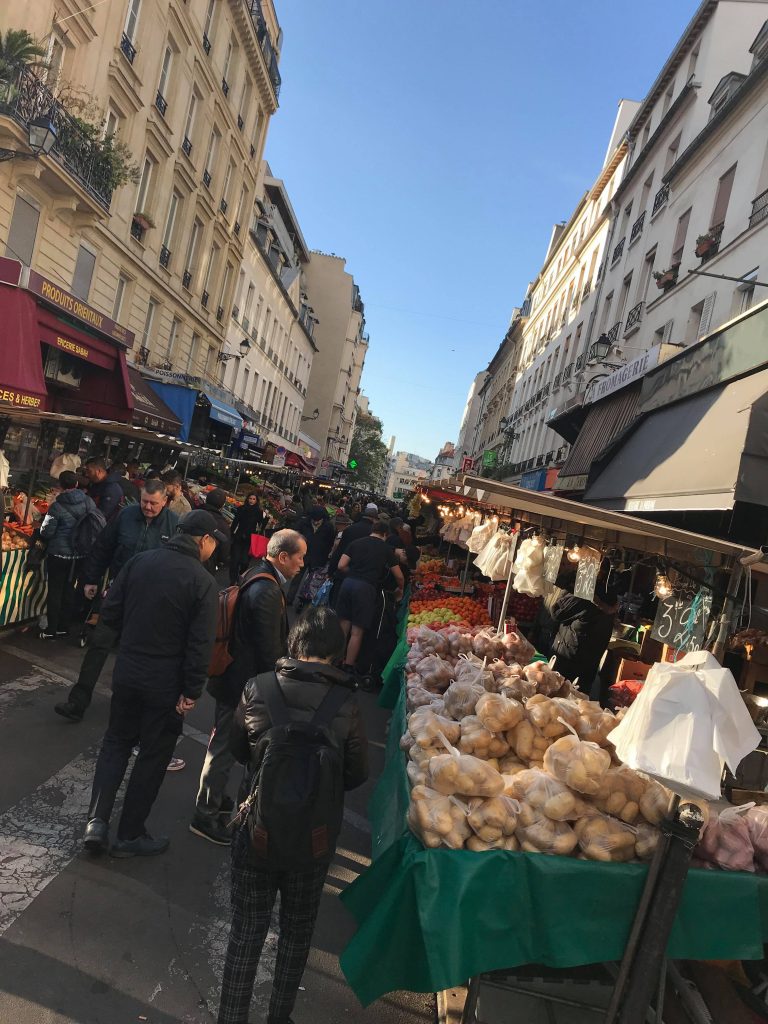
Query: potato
427,751,505,798
408,707,461,748
476,691,524,733
544,734,611,796
574,812,636,862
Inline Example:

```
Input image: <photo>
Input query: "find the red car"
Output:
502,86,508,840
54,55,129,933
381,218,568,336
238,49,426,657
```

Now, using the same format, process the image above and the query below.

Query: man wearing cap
82,510,222,857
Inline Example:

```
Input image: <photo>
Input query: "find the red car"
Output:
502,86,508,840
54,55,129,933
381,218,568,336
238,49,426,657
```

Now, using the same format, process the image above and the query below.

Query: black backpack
244,672,350,871
72,505,107,558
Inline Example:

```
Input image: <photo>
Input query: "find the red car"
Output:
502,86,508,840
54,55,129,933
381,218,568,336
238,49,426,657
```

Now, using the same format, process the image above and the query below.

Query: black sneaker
54,700,84,723
189,815,231,846
111,833,170,858
83,818,109,854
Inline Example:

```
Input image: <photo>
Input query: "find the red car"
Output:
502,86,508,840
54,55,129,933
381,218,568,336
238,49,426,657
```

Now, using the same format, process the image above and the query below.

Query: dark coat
82,503,179,585
550,592,615,691
231,501,264,542
231,658,368,792
40,489,96,558
87,470,125,522
297,515,335,570
202,501,231,571
328,516,374,574
99,534,217,701
207,558,288,707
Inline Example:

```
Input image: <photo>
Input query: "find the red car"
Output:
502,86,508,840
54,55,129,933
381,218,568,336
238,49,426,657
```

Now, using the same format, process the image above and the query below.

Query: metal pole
711,559,742,663
497,555,516,633
234,467,242,495
183,454,191,481
460,546,472,596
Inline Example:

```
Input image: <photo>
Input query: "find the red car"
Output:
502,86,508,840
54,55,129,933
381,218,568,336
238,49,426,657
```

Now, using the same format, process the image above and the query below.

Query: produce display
407,597,491,629
2,523,31,551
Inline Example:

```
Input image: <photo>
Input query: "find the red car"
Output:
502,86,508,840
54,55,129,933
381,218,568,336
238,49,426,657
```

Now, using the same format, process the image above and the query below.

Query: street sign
461,456,474,472
348,458,358,470
482,450,497,468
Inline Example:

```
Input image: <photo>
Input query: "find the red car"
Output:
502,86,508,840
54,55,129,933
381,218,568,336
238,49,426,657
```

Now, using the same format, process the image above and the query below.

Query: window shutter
71,245,96,300
711,166,736,228
5,194,40,266
698,293,716,338
661,319,674,343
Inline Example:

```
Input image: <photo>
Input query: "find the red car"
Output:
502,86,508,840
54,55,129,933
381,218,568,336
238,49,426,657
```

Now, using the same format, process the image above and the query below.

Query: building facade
384,450,433,500
429,441,456,482
454,370,487,470
302,251,369,475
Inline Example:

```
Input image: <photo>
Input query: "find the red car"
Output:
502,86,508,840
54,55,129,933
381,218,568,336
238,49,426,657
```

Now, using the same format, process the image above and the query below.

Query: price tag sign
543,543,564,584
651,586,713,652
574,552,600,601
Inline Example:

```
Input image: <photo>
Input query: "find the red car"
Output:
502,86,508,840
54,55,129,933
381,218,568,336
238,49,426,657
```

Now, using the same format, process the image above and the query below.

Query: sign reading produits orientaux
585,345,663,404
26,269,135,348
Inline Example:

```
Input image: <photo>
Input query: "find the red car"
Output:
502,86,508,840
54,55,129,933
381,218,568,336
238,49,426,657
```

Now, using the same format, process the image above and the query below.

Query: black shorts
336,577,378,629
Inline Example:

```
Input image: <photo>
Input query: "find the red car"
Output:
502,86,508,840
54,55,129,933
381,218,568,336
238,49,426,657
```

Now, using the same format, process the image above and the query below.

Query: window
113,274,129,320
686,293,716,344
104,107,120,139
204,130,219,175
188,332,200,372
599,291,614,333
671,208,691,266
639,248,657,301
203,244,219,293
239,78,252,122
244,283,255,321
735,271,758,315
205,345,216,376
124,0,141,41
640,172,654,211
166,318,179,360
203,0,216,38
687,43,700,80
141,299,157,352
640,122,651,149
662,83,674,117
664,133,681,174
222,39,234,85
135,156,154,212
5,193,39,266
46,32,66,88
711,164,736,229
185,218,201,276
219,262,233,307
71,244,96,300
160,192,179,252
183,92,198,145
158,45,172,99
242,367,250,401
222,161,234,205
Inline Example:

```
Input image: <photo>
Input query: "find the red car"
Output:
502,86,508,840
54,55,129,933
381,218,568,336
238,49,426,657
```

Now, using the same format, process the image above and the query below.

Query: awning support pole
460,547,472,596
497,555,516,633
234,468,242,494
183,454,191,482
711,559,742,663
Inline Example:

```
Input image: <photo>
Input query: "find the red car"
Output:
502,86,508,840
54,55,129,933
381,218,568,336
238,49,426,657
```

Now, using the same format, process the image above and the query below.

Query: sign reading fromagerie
26,270,135,348
585,345,662,404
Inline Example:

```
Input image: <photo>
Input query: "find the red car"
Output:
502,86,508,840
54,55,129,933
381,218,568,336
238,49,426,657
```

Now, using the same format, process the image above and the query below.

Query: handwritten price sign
651,587,712,652
574,552,600,601
543,543,564,584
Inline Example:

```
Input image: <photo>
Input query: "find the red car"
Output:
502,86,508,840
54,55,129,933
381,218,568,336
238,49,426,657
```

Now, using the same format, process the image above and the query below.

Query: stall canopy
554,384,640,493
145,381,198,441
127,368,182,435
202,391,242,430
584,368,768,513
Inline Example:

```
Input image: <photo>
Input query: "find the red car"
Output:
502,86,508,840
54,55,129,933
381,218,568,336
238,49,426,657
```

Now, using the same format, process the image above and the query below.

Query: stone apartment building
384,450,433,500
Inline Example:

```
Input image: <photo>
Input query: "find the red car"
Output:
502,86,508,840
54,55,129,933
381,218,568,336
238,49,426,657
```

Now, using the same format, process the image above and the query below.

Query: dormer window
749,20,768,70
708,72,747,120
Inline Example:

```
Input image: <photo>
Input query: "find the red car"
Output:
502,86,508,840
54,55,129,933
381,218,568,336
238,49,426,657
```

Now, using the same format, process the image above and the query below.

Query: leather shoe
83,818,108,854
111,833,170,858
54,700,84,722
189,815,231,846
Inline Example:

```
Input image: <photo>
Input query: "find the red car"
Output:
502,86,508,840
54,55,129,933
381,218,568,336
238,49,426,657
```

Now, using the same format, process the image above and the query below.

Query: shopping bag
312,578,333,607
300,567,328,604
249,533,268,559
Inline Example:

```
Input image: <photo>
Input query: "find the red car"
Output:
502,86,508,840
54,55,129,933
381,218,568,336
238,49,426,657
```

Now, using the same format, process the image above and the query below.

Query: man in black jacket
83,511,223,857
54,480,179,722
218,607,367,1024
190,528,307,845
84,457,125,523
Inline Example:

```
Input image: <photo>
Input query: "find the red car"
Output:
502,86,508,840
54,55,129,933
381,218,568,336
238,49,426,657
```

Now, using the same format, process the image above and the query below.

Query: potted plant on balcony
653,266,679,291
132,211,155,231
695,231,718,258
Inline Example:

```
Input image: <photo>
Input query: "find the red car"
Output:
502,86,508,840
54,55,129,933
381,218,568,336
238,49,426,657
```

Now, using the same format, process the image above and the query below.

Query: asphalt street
0,625,435,1024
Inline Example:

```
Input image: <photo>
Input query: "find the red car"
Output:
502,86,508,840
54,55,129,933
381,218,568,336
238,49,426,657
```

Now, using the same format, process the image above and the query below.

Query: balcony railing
155,91,167,117
606,321,622,344
0,64,119,208
159,245,171,268
749,189,768,229
652,181,670,215
232,304,240,320
562,361,573,381
202,290,209,308
202,169,212,188
624,301,644,333
245,0,282,98
237,114,244,131
120,33,137,63
221,78,229,97
250,143,255,159
611,236,625,265
220,197,228,214
234,220,241,236
182,269,192,289
575,353,586,372
181,135,192,157
202,33,211,55
216,305,224,322
629,210,646,244
130,218,144,242
696,221,724,262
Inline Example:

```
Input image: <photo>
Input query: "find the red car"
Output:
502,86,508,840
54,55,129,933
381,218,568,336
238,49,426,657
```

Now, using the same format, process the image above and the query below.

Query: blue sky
265,0,699,461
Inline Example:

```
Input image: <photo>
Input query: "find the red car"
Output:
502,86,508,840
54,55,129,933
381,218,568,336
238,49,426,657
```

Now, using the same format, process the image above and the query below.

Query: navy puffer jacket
40,489,96,558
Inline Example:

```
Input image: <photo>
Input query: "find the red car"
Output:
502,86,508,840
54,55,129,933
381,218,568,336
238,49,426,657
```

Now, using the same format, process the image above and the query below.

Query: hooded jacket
231,657,368,792
87,470,125,522
83,503,179,585
99,533,217,700
207,558,288,707
40,488,96,558
297,507,335,569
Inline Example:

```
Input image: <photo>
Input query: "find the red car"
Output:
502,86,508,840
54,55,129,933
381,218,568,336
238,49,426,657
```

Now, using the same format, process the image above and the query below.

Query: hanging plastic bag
696,804,755,872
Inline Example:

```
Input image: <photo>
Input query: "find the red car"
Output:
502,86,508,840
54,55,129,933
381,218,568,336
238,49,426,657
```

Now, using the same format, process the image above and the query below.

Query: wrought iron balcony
182,269,192,289
216,305,224,322
237,114,244,131
220,197,228,214
130,218,144,242
582,282,591,300
553,371,562,390
749,188,768,229
575,353,586,371
0,64,119,208
629,210,646,244
244,1,282,98
155,91,167,117
606,321,622,344
232,304,240,320
202,33,211,55
562,361,573,381
202,290,209,308
120,33,137,63
611,236,625,265
242,316,250,331
695,221,724,262
234,220,241,236
624,301,644,334
159,245,171,268
181,135,192,157
203,169,212,188
652,181,670,215
222,78,229,97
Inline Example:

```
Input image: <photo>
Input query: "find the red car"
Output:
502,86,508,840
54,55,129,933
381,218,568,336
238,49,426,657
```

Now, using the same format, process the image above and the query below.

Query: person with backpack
190,529,306,846
84,457,125,522
53,479,179,724
39,471,104,640
217,606,368,1024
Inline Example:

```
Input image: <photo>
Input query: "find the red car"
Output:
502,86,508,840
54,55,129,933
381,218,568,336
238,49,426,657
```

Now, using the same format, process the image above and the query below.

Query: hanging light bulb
654,573,673,600
567,543,581,563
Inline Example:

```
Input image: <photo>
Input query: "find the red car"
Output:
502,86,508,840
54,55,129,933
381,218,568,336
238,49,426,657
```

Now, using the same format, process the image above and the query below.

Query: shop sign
543,543,564,584
141,366,203,388
585,345,662,405
0,386,43,409
520,468,547,491
26,269,135,348
574,550,600,601
238,430,262,450
460,456,474,472
273,445,286,468
553,473,588,493
651,587,713,653
53,334,90,361
482,449,497,468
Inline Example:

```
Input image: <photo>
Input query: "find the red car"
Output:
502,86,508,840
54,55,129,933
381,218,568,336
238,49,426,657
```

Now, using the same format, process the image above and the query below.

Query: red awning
0,283,49,411
285,451,313,472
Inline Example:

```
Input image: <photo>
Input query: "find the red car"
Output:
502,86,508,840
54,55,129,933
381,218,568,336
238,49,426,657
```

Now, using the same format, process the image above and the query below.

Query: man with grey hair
191,528,307,845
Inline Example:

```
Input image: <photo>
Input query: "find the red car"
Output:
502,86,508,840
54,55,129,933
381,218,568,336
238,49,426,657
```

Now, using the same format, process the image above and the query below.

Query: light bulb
567,544,581,563
654,574,673,600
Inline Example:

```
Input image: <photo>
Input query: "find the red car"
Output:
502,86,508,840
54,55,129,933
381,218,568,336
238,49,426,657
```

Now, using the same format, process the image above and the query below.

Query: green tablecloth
340,675,768,1007
0,548,47,626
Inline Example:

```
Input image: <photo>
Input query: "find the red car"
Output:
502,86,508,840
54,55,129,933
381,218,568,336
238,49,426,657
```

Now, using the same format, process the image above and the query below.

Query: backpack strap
255,671,292,728
311,684,352,730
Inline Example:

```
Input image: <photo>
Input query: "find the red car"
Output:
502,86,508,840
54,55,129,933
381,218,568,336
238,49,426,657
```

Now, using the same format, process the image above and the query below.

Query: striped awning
554,383,641,492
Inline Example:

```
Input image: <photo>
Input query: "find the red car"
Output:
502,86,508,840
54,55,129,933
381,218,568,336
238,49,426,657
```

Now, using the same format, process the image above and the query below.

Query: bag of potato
407,760,427,788
498,664,538,702
592,766,648,824
638,777,674,825
426,736,505,797
443,677,485,721
523,657,568,696
499,629,536,665
498,750,527,775
745,805,768,871
409,743,444,768
526,694,581,738
516,801,578,855
459,715,510,759
507,767,591,821
574,700,618,747
574,812,637,862
412,654,454,693
634,822,661,862
696,805,755,872
406,680,442,711
475,691,524,733
509,719,555,766
408,706,461,748
543,722,611,795
407,785,472,849
414,626,451,657
466,834,520,852
466,795,520,844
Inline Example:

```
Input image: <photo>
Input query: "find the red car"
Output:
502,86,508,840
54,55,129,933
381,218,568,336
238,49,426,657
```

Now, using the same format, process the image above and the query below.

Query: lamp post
0,112,58,162
301,407,319,422
217,337,251,363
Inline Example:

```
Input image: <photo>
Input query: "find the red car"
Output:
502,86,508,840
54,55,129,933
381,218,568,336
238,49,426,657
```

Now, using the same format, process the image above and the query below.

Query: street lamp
0,112,58,163
301,407,320,422
217,337,251,363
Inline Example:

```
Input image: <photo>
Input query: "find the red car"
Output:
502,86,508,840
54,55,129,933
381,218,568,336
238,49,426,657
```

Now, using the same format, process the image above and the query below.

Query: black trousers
88,684,183,840
68,619,118,712
218,827,328,1024
45,556,81,634
229,538,250,585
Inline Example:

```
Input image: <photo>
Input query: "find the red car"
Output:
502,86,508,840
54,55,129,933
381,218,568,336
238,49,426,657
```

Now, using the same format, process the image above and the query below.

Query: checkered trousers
217,827,328,1024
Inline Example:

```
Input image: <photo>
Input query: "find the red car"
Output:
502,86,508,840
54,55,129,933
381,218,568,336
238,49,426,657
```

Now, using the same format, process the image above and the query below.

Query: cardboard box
616,658,653,683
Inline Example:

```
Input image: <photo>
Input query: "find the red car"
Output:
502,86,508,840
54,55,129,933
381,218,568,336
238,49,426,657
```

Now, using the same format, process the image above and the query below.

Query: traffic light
348,458,358,470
